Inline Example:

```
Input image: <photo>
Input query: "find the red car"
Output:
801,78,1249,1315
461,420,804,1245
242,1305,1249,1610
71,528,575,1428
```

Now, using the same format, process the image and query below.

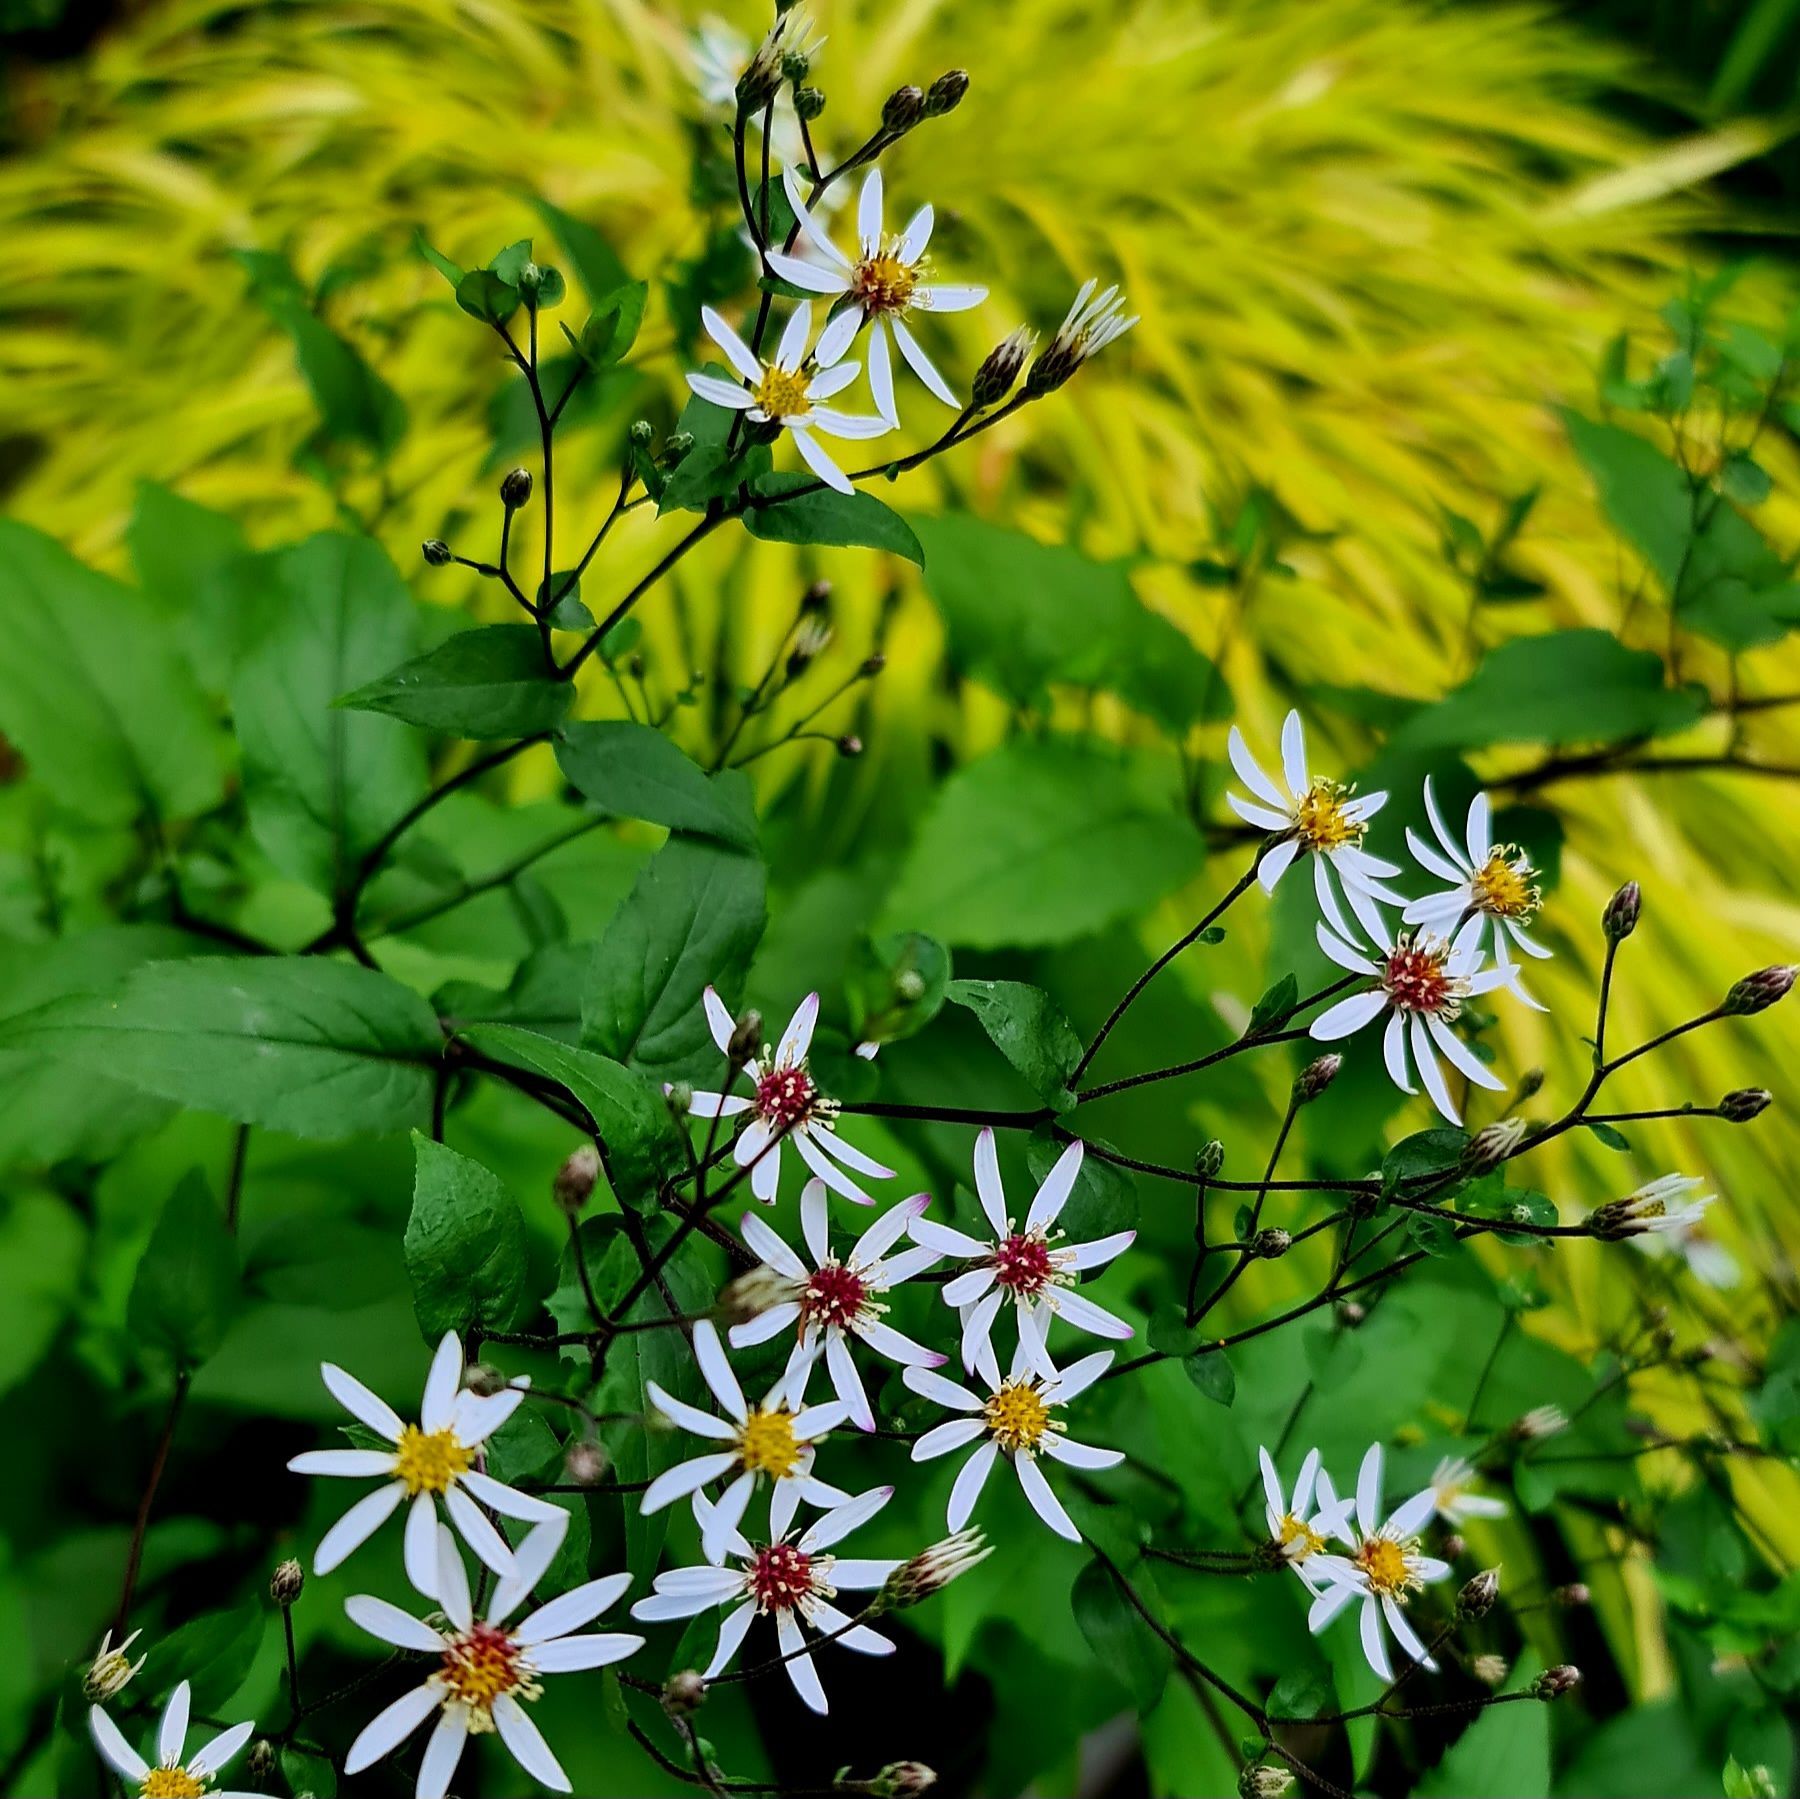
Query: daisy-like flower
1226,711,1408,942
90,1682,255,1799
1310,910,1512,1126
909,1130,1134,1386
1258,1446,1355,1594
1427,1455,1507,1525
288,1330,562,1596
642,1318,852,1563
1621,1176,1739,1287
631,1485,898,1716
903,1343,1122,1542
730,1178,946,1431
83,1626,145,1702
343,1521,641,1799
1307,1444,1451,1681
771,166,987,426
1403,780,1549,1006
731,3,823,110
679,987,895,1204
686,304,887,495
1027,279,1139,390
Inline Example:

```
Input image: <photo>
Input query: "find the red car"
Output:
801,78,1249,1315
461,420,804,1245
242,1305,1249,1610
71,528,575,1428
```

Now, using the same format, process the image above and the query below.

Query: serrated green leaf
404,1135,529,1340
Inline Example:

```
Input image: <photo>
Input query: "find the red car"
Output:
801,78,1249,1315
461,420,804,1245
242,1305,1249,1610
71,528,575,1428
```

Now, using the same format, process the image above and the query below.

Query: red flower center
993,1231,1055,1295
440,1620,532,1710
755,1065,817,1129
801,1262,867,1331
1382,942,1455,1015
747,1542,814,1612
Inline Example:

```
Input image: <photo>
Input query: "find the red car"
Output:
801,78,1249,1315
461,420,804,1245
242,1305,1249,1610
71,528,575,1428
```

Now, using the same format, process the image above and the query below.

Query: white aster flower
343,1521,641,1799
1028,278,1139,388
731,1177,947,1431
910,1130,1134,1387
288,1330,562,1597
1258,1446,1356,1595
1310,909,1513,1126
686,304,888,495
1427,1455,1507,1525
90,1681,255,1799
1403,779,1549,1008
642,1318,852,1563
772,166,986,426
903,1342,1122,1542
83,1627,145,1702
1307,1444,1451,1681
631,1485,898,1716
1227,710,1408,942
680,987,895,1204
1624,1178,1738,1287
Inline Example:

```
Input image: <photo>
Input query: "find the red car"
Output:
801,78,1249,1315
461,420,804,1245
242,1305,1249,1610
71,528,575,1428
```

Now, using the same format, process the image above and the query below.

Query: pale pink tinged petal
345,1595,445,1655
1229,793,1295,833
1421,776,1467,870
644,1381,737,1441
689,1089,753,1118
1293,1448,1321,1517
799,1483,893,1551
867,319,898,425
959,1286,1004,1374
733,1117,772,1168
89,1709,150,1783
903,1366,984,1411
795,1128,874,1205
1228,726,1287,808
320,1363,405,1442
750,1135,785,1202
942,1266,996,1307
807,359,861,399
910,1218,989,1259
1013,1450,1080,1540
1259,1447,1284,1517
811,1599,895,1656
287,1449,395,1479
777,992,820,1065
1055,1288,1134,1341
731,1301,802,1351
1406,828,1466,885
1028,1137,1084,1231
639,1452,741,1515
775,301,813,372
157,1684,191,1770
852,1192,926,1268
443,1484,516,1581
1257,836,1300,893
457,1468,563,1524
487,1514,570,1625
702,306,764,383
1067,1229,1135,1271
516,1571,635,1645
419,1331,463,1433
632,1587,731,1624
915,282,986,313
796,1473,851,1510
787,422,855,493
947,1438,999,1529
813,306,862,368
702,1471,758,1566
530,1632,644,1672
890,315,959,406
807,407,891,440
1465,792,1493,863
1311,990,1387,1042
877,1244,942,1287
1050,1349,1115,1402
779,1612,831,1715
1425,1014,1505,1091
342,1683,439,1775
434,1523,473,1633
1382,1009,1415,1095
911,1416,987,1461
686,372,756,410
1410,1017,1461,1125
313,1482,405,1575
1386,1488,1439,1539
742,1209,810,1280
1307,1579,1360,1634
692,1319,749,1421
811,1126,895,1181
703,985,737,1053
826,1334,874,1431
1359,1597,1394,1682
704,1600,758,1678
856,166,885,251
1279,710,1309,796
828,1558,904,1588
782,165,852,269
767,249,850,295
896,201,934,262
1356,1444,1383,1537
187,1720,253,1779
972,1128,1009,1235
1040,1435,1125,1470
856,1319,942,1368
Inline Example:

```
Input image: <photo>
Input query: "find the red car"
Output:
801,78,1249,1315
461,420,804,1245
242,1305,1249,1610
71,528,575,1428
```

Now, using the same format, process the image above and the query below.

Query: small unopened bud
500,466,533,509
1552,1582,1590,1608
664,1081,695,1122
83,1629,145,1701
554,1146,600,1215
465,1362,508,1397
1440,1532,1466,1562
794,84,826,120
563,1439,610,1487
628,418,654,446
860,653,887,677
1603,881,1641,942
1720,1087,1772,1122
728,1010,763,1065
660,430,696,467
869,1762,936,1798
1336,1299,1367,1328
1472,1653,1509,1688
1723,965,1796,1016
1240,1769,1294,1799
1457,1568,1500,1619
1514,1068,1546,1101
1251,1228,1291,1260
883,1528,991,1607
422,538,452,566
925,68,970,115
882,85,926,133
1464,1116,1527,1173
780,48,811,84
270,1559,305,1607
801,577,833,611
1196,1139,1225,1179
246,1739,278,1784
718,1263,803,1326
837,734,863,757
1534,1664,1582,1700
662,1669,708,1717
971,327,1035,407
788,616,832,675
1294,1054,1341,1103
1511,1403,1568,1442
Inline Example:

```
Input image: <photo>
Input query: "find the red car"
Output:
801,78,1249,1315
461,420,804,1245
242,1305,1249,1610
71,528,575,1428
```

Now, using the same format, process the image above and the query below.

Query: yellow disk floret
1279,1514,1325,1562
141,1771,206,1799
392,1424,473,1497
1470,848,1540,920
753,365,811,419
1357,1535,1413,1596
736,1407,803,1478
1293,780,1364,852
984,1381,1053,1453
851,247,920,315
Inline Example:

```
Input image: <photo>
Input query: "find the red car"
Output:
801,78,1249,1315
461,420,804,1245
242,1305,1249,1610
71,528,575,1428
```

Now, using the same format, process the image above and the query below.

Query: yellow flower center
437,1621,540,1729
1293,780,1364,852
1279,1514,1325,1562
984,1381,1053,1453
1469,848,1539,920
753,364,812,418
392,1424,473,1497
1356,1535,1413,1597
851,246,919,316
736,1407,803,1477
141,1772,206,1799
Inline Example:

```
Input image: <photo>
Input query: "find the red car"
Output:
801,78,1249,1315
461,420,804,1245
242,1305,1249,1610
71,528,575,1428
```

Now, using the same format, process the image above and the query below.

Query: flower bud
780,48,812,85
1294,1054,1341,1103
1534,1664,1582,1700
465,1362,508,1397
800,577,833,612
1510,1403,1567,1442
422,539,452,566
728,1010,763,1065
1440,1533,1466,1562
1251,1228,1291,1260
83,1629,145,1702
1723,965,1795,1016
664,1082,695,1123
660,430,697,467
838,734,864,757
1602,880,1640,942
270,1560,305,1607
1514,1067,1546,1101
628,417,655,446
861,653,887,677
1239,1767,1294,1799
718,1263,803,1326
501,466,534,509
883,1529,992,1607
1457,1568,1500,1619
869,1762,936,1798
563,1439,610,1487
554,1146,600,1215
1472,1653,1509,1688
1552,1582,1590,1608
1720,1087,1772,1122
663,1669,708,1717
1463,1116,1527,1174
788,617,832,676
881,85,927,133
246,1739,278,1785
1336,1299,1366,1328
895,968,927,1004
925,68,970,115
971,327,1035,407
794,84,826,120
1195,1139,1225,1179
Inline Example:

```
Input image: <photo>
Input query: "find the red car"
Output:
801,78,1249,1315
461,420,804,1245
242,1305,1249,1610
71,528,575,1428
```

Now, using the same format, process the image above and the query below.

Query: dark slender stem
222,1125,250,1233
114,1370,190,1638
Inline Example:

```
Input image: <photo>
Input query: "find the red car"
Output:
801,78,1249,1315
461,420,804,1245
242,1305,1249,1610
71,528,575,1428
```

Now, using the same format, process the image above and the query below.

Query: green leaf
127,481,248,620
745,473,925,564
533,198,629,302
1183,1346,1236,1406
0,521,226,825
138,1606,264,1714
555,721,757,848
1584,1119,1631,1151
575,282,649,367
404,1135,529,1339
1416,1662,1548,1796
911,513,1224,731
338,624,571,739
456,268,520,324
881,738,1204,948
1072,1560,1172,1712
0,957,441,1140
229,533,427,900
582,835,767,1083
414,232,465,289
1247,973,1298,1037
845,932,951,1051
945,979,1081,1109
490,239,534,285
1025,1128,1138,1240
658,440,772,514
127,1172,239,1373
458,1024,684,1206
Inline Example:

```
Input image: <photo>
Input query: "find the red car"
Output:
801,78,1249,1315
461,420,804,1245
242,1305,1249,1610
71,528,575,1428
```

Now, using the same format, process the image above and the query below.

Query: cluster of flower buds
1534,1664,1583,1701
1240,1765,1296,1798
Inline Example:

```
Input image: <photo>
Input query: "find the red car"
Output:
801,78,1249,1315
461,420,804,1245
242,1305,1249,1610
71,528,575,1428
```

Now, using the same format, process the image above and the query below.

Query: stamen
801,1262,870,1332
141,1774,207,1799
1381,935,1464,1018
1356,1536,1415,1597
438,1621,540,1729
1293,780,1365,853
851,243,921,315
983,1380,1056,1453
752,364,812,419
1469,847,1539,920
754,1064,819,1130
392,1424,473,1497
746,1541,817,1612
991,1231,1057,1296
736,1407,804,1478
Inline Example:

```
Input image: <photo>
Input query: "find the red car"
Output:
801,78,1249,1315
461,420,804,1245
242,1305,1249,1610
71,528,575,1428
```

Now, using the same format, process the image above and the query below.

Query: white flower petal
320,1363,404,1443
947,1438,999,1529
1013,1450,1079,1540
789,423,853,494
640,1452,741,1515
89,1709,149,1783
692,1320,749,1421
313,1482,405,1575
342,1682,440,1775
1028,1137,1084,1231
701,305,764,384
1311,990,1387,1041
